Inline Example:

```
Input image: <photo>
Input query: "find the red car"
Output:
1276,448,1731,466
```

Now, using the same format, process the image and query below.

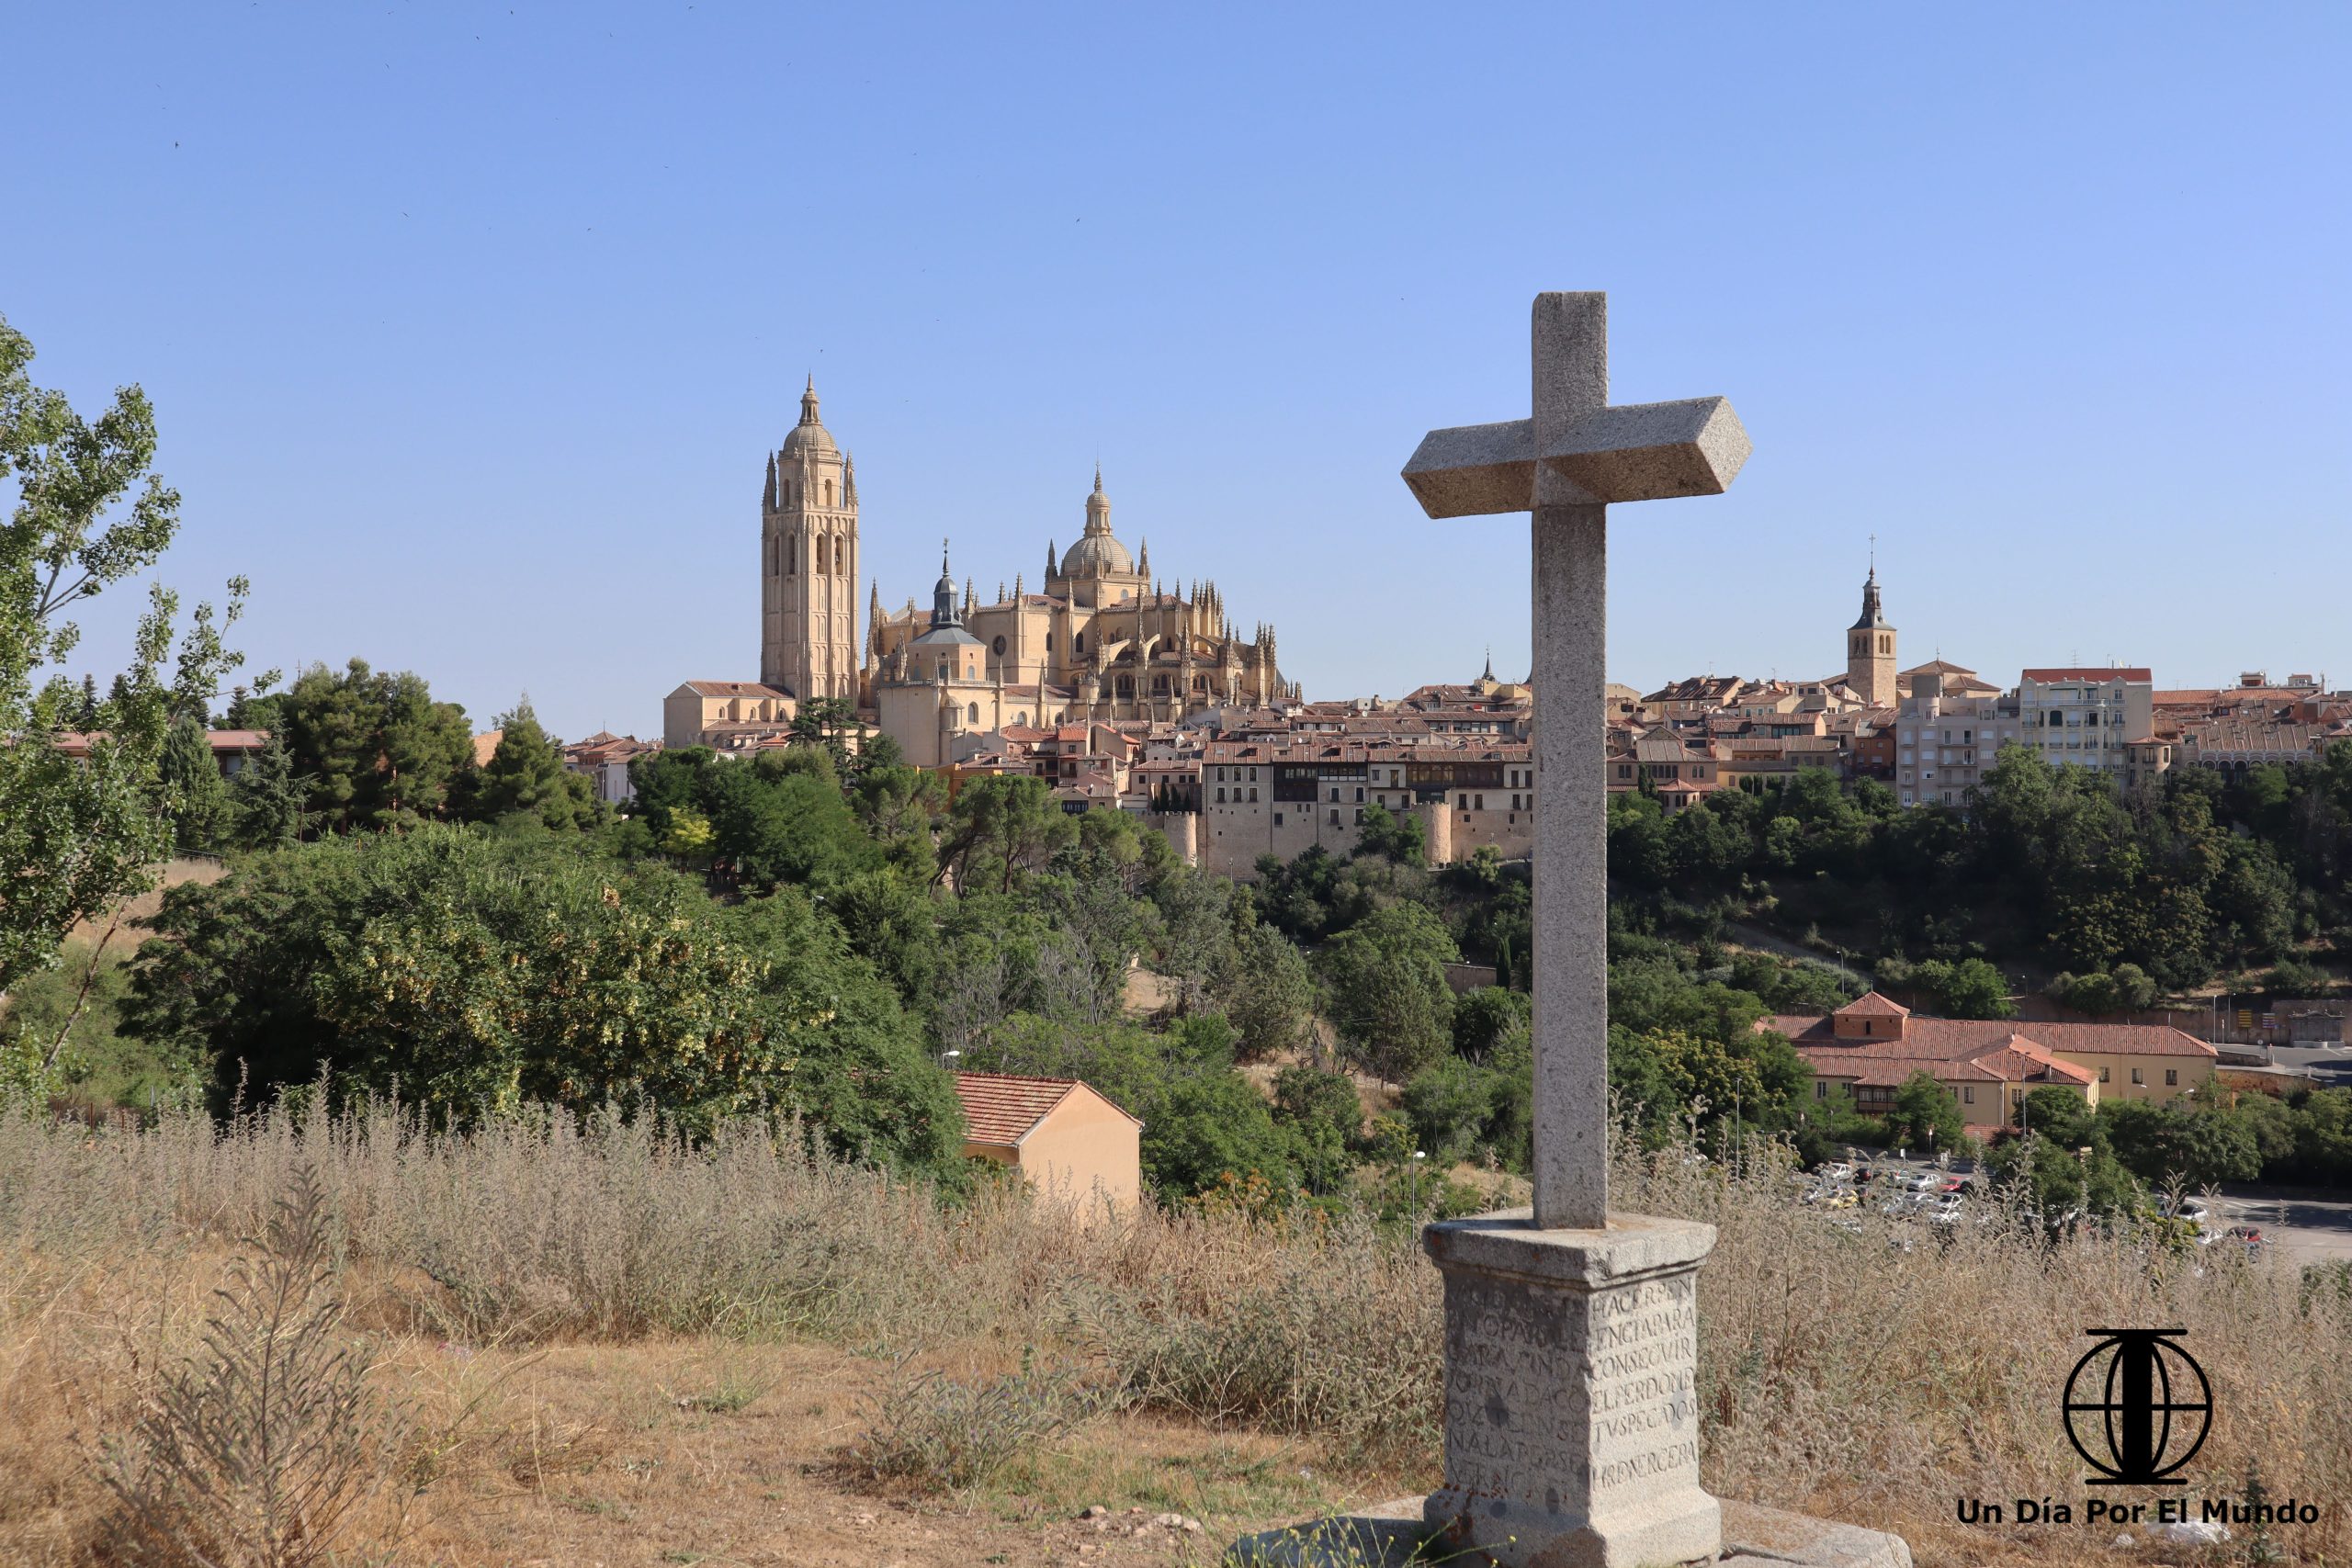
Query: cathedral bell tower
762,378,859,701
1845,559,1896,707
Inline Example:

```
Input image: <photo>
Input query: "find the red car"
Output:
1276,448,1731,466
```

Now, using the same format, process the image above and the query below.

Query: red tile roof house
1760,991,2219,1139
952,1071,1143,1216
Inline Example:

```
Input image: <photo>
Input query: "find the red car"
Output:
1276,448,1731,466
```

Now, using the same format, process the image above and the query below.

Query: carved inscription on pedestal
1440,1266,1701,1517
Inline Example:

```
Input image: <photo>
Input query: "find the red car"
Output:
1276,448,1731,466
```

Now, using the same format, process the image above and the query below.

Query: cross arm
1400,419,1534,519
1400,396,1752,519
1545,396,1751,504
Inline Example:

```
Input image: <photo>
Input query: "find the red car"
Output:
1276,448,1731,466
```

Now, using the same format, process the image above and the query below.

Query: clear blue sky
8,3,2347,739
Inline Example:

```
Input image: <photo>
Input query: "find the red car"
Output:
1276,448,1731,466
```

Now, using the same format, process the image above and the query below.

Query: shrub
99,1166,405,1567
846,1351,1095,1494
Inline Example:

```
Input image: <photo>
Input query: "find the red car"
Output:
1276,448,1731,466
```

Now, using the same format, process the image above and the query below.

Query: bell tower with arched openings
761,378,859,700
1845,549,1896,707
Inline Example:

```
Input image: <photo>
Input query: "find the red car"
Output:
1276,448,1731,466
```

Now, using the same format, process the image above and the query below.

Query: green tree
458,698,598,829
230,729,309,849
1884,1071,1966,1154
1320,903,1460,1087
1402,1056,1501,1163
272,660,470,831
1215,919,1318,1063
0,313,251,1087
157,715,232,853
939,774,1076,893
119,828,956,1167
1354,802,1426,866
1451,986,1530,1063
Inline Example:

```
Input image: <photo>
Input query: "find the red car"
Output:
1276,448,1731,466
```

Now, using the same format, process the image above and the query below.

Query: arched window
967,703,979,723
992,635,1007,655
1248,787,1258,802
816,536,829,575
1074,632,1085,654
825,479,835,507
785,536,797,575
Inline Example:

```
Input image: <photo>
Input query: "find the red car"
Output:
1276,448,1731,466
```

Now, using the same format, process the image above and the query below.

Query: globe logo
2063,1329,2211,1485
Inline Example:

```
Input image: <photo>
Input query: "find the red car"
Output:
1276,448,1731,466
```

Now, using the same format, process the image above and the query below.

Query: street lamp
940,1048,963,1070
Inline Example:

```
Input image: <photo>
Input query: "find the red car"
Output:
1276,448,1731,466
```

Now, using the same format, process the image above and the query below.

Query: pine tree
464,698,595,829
231,730,308,849
158,716,232,853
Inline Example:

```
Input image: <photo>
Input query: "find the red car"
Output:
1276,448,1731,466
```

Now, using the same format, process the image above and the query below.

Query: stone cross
1402,291,1750,1232
1397,293,1748,1568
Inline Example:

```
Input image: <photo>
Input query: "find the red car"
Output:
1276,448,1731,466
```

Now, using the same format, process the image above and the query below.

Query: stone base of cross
1400,293,1750,1568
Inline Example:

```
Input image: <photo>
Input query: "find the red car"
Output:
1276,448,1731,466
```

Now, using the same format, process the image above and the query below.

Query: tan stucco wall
2051,1051,2211,1108
1007,1090,1140,1215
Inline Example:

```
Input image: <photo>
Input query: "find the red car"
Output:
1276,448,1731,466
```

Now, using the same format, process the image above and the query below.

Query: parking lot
1796,1156,2352,1269
2210,1190,2352,1268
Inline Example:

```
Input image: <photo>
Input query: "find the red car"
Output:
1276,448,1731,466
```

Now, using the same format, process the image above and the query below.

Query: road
2241,1040,2352,1088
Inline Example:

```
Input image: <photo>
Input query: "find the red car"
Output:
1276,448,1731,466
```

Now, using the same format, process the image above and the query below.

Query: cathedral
756,382,1295,767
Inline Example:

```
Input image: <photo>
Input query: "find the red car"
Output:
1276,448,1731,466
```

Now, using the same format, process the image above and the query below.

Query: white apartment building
2016,667,2154,775
1894,673,2023,807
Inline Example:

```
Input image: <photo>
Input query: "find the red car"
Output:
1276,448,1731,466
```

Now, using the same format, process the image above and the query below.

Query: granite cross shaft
1402,292,1750,1231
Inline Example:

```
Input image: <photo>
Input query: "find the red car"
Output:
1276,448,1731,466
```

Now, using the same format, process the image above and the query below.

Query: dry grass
1,1102,2348,1564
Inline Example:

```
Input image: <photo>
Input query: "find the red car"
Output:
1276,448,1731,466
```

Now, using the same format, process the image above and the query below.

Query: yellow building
1763,991,2218,1135
954,1070,1143,1215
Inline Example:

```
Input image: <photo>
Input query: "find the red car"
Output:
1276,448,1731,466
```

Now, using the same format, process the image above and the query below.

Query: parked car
1899,1170,1941,1194
1817,1162,1854,1184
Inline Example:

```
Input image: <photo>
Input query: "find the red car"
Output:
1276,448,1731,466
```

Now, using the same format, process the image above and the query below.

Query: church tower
762,378,859,701
1845,561,1896,706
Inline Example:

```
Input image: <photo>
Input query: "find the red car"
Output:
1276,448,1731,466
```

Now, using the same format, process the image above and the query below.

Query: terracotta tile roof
2021,668,2152,683
1838,990,1911,1018
952,1071,1141,1146
680,680,792,698
1764,1012,2216,1059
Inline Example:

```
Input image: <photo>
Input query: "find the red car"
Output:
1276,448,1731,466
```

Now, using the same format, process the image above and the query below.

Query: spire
799,375,821,427
1139,536,1150,576
1083,467,1113,536
996,580,1006,604
1483,645,1494,680
763,454,777,511
1046,539,1059,578
1850,558,1890,631
1014,570,1024,597
963,577,977,615
843,452,857,505
931,541,963,630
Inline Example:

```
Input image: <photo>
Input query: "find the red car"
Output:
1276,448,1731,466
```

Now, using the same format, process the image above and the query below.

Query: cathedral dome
780,377,837,458
1058,466,1134,576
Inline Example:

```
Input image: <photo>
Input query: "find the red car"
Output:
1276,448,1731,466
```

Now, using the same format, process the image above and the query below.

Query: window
1074,633,1085,654
967,703,979,723
1355,786,1364,802
1329,787,1340,802
2131,1067,2144,1086
2098,1066,2109,1083
1216,787,1226,803
1272,812,1283,826
1962,1086,1974,1104
1815,1081,1827,1101
1353,807,1364,824
2165,1068,2177,1087
824,479,834,506
1475,794,1486,809
992,635,1006,655
1329,808,1340,824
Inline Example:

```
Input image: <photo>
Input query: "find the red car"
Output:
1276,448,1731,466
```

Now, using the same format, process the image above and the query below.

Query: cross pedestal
1401,294,1750,1568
